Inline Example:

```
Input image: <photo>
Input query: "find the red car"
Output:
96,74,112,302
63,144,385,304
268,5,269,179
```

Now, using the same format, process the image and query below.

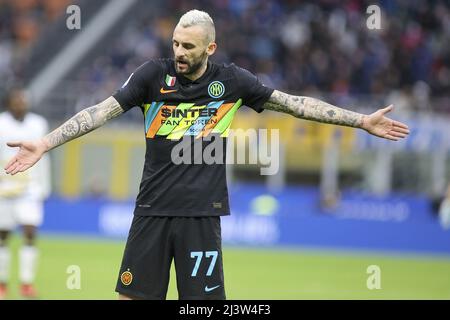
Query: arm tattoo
263,90,365,128
44,96,124,150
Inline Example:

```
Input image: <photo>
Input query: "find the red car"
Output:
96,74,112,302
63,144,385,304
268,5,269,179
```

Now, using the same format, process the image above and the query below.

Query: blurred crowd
1,0,449,113
0,0,69,90
76,0,450,114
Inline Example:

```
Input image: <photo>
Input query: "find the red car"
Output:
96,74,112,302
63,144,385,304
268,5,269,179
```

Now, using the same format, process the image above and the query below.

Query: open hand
362,105,410,141
4,139,48,175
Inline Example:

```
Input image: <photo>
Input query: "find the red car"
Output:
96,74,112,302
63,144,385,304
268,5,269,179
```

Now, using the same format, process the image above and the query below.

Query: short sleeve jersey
113,59,274,216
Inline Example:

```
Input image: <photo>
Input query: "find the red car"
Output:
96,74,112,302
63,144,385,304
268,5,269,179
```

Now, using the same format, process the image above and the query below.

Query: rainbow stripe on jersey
143,99,242,139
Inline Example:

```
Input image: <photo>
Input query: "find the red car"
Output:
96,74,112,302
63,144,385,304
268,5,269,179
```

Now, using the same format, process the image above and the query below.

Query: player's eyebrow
173,39,196,48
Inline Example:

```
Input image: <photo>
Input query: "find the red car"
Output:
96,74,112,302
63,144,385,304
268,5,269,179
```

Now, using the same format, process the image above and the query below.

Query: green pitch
4,235,450,299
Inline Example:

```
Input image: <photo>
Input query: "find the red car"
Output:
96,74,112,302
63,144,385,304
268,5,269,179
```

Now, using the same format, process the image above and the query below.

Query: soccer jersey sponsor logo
161,107,217,118
143,99,242,139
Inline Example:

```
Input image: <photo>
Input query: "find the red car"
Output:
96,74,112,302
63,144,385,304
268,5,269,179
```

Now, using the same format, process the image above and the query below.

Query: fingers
7,161,29,175
389,130,408,139
21,163,33,172
4,142,30,174
391,120,410,138
6,141,22,148
393,120,409,130
393,125,410,134
4,142,23,172
386,123,409,139
10,163,26,176
384,125,409,141
5,160,33,175
4,157,18,172
384,134,399,141
5,159,20,175
381,118,410,138
381,104,394,115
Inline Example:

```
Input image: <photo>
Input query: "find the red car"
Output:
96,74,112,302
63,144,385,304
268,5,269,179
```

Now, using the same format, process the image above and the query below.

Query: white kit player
0,88,51,299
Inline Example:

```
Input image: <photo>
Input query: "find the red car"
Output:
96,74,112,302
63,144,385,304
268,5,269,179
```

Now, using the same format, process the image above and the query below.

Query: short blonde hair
177,9,215,43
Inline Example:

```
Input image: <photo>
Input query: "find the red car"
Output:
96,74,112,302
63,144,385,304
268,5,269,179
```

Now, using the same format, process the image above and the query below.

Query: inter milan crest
208,81,225,99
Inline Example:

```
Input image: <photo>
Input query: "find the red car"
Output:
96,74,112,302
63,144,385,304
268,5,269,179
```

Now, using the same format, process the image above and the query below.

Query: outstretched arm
44,96,123,150
263,90,409,140
4,96,124,175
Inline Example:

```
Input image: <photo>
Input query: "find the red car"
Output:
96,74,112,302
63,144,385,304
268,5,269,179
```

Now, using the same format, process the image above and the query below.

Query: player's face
8,90,28,121
172,25,216,77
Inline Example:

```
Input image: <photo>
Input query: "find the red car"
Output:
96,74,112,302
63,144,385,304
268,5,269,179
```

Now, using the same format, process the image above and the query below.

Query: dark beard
184,59,204,75
175,52,208,76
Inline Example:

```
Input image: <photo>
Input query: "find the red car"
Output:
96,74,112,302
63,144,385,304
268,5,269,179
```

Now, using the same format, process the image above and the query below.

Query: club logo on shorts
121,269,133,286
208,81,225,99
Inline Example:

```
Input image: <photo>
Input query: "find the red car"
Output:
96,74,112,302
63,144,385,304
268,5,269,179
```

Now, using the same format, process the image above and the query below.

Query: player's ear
206,42,217,57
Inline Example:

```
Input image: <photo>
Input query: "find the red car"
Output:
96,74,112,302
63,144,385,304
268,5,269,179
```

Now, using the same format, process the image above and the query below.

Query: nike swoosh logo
160,87,178,94
204,285,221,293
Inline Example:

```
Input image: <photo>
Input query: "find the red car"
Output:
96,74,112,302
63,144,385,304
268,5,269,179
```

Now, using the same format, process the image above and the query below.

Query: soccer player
0,88,51,299
3,10,409,300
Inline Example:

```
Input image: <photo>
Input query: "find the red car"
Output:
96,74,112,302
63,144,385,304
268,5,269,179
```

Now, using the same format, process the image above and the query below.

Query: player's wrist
39,137,51,152
360,115,369,131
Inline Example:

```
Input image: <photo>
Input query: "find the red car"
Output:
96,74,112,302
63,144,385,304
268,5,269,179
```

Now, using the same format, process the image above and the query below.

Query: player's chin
176,67,190,74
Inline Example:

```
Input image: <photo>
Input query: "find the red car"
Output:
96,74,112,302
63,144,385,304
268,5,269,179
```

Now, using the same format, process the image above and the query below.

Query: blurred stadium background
1,0,450,299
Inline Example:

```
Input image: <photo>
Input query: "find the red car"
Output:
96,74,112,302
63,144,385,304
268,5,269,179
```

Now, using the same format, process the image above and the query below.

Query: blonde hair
177,9,215,43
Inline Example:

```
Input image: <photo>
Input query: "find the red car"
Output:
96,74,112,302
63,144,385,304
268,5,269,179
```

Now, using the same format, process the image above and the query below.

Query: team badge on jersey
165,74,176,87
208,81,225,99
120,270,133,286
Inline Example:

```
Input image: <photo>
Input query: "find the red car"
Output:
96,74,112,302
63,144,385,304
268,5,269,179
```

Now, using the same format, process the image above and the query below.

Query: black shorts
115,216,225,300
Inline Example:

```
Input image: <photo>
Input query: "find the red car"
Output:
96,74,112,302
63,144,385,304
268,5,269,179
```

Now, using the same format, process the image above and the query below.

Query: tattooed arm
4,96,124,175
44,96,123,150
263,90,409,140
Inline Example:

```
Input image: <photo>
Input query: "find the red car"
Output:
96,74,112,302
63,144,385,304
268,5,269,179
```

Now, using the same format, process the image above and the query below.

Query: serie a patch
120,270,133,286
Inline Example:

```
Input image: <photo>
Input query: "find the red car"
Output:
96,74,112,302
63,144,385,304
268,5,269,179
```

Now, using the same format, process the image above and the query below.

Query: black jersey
113,58,274,217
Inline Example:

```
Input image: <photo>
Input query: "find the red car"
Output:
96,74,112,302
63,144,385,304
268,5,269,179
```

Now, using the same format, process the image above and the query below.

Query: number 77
190,251,218,277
